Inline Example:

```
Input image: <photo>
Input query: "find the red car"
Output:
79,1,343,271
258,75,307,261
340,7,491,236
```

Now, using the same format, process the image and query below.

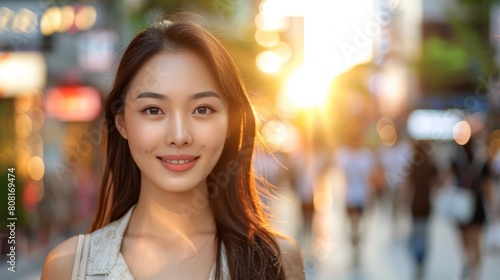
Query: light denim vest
83,206,228,279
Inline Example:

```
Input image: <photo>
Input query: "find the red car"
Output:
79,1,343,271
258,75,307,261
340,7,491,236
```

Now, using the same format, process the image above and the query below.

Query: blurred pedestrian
378,126,412,231
288,141,329,245
405,141,439,280
331,84,383,268
449,135,497,280
335,139,382,267
42,16,304,280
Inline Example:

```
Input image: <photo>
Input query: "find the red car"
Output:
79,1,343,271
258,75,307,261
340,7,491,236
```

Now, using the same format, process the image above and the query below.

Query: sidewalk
271,169,500,280
277,194,499,279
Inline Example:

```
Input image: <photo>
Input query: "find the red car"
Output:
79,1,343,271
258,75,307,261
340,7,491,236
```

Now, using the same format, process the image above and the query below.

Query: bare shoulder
41,235,79,280
276,236,305,280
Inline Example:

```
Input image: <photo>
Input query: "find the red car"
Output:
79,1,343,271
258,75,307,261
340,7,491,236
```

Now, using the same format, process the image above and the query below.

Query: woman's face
116,51,229,194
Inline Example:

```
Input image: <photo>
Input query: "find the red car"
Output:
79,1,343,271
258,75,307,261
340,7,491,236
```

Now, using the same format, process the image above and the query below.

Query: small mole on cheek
202,145,206,148
145,150,148,154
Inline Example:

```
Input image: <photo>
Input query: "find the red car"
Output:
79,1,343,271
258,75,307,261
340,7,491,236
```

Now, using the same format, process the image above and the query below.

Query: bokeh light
10,8,37,33
75,5,97,31
270,41,292,62
0,8,14,31
27,156,45,181
40,6,62,36
377,64,408,118
40,5,96,35
255,12,289,32
15,114,33,139
256,50,282,74
14,95,33,113
16,148,31,178
453,121,471,145
0,52,46,94
377,117,397,147
285,67,329,108
58,5,75,33
255,29,280,48
379,125,397,146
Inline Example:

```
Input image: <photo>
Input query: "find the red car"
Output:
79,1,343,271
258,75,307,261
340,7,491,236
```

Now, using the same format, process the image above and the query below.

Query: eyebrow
190,91,221,100
135,92,166,100
134,91,221,100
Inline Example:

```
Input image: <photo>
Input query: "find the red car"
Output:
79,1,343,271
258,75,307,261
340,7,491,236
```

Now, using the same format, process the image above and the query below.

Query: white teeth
160,158,193,164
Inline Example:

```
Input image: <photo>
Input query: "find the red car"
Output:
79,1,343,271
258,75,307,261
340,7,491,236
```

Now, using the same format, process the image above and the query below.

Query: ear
115,113,128,139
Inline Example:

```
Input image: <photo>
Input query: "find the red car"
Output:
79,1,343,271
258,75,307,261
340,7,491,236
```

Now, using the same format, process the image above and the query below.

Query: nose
166,112,192,147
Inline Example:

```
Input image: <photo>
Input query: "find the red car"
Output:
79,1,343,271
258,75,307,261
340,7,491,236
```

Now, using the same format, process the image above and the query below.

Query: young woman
41,17,305,280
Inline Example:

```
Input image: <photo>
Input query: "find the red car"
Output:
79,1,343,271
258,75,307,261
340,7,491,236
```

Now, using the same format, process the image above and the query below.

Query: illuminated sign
0,52,46,96
407,109,463,140
45,85,101,121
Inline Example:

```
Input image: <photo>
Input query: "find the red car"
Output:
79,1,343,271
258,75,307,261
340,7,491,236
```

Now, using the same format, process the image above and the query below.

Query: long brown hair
90,16,286,279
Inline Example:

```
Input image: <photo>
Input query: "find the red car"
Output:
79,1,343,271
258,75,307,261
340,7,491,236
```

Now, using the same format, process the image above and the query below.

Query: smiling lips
157,155,199,172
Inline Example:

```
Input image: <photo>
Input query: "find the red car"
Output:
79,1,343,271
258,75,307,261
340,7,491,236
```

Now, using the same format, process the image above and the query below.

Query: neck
128,181,216,241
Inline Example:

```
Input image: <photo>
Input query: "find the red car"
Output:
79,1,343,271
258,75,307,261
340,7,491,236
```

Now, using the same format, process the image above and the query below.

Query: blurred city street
1,0,500,279
272,169,500,280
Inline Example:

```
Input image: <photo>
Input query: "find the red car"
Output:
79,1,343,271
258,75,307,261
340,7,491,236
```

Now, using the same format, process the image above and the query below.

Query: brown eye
142,106,163,115
194,106,214,115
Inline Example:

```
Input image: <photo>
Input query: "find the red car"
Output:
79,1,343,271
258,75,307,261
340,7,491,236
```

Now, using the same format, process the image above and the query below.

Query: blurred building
0,0,118,257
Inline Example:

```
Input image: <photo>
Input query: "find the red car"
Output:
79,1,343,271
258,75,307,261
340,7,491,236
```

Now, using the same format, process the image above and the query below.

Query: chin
154,178,207,193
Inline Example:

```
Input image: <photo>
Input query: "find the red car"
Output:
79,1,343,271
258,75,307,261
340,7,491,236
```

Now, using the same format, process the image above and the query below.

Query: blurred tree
418,0,500,94
418,36,472,92
452,0,499,76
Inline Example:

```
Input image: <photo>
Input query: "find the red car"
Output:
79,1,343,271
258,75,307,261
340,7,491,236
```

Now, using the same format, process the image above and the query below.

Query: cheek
195,119,228,150
125,116,164,153
200,133,227,150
